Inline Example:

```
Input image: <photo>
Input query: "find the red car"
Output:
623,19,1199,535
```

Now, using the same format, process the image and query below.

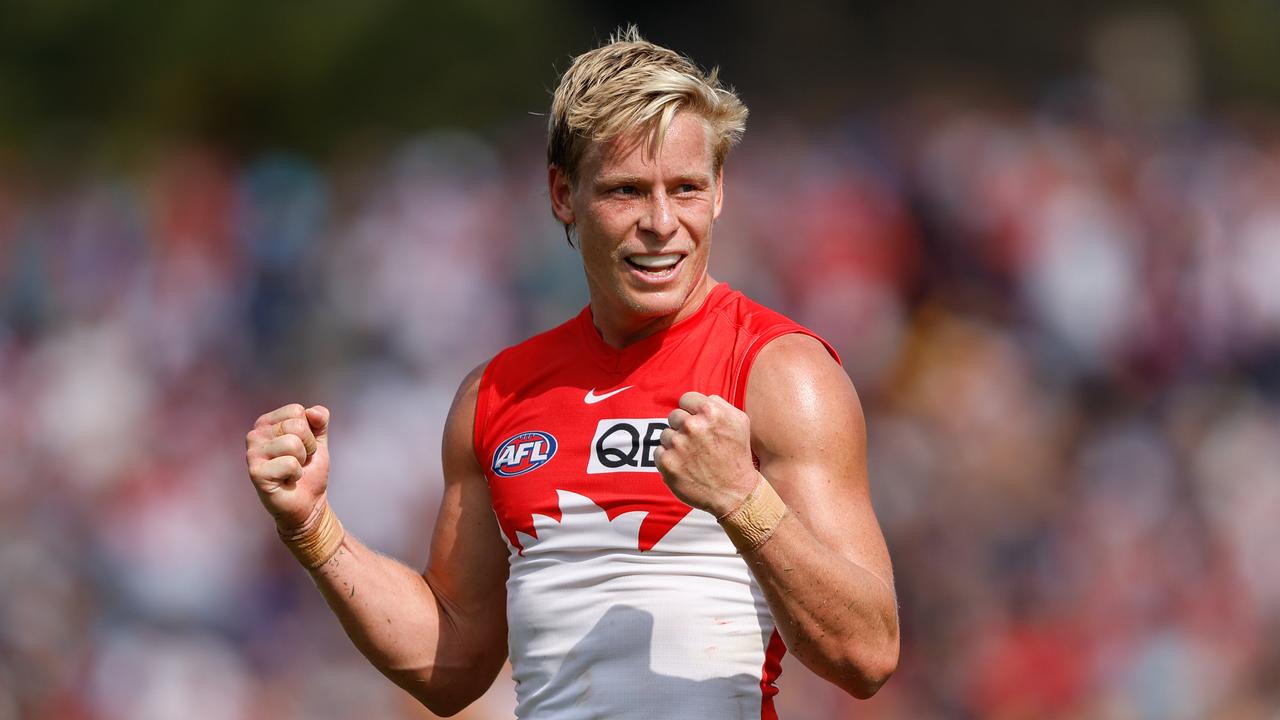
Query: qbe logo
587,418,668,474
492,431,558,477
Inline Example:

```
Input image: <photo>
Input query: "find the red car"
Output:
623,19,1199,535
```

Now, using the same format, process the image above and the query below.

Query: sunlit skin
245,108,896,717
546,111,898,696
549,111,723,348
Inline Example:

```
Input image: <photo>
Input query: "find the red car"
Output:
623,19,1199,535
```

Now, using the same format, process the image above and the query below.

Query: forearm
729,488,899,698
308,533,441,673
248,386,506,716
298,530,506,713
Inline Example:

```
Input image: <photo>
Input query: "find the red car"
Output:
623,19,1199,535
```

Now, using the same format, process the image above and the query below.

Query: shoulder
444,361,490,463
452,361,490,413
709,285,799,333
459,311,586,458
745,333,864,463
705,286,838,360
747,333,853,412
707,286,842,407
475,312,585,412
490,313,583,366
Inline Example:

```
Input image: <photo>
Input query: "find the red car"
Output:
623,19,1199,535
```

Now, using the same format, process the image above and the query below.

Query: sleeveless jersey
474,283,839,720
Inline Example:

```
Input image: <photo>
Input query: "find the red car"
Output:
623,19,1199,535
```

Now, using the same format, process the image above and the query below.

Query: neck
590,274,718,349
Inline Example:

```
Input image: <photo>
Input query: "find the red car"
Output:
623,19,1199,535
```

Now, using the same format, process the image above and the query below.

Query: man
245,27,898,719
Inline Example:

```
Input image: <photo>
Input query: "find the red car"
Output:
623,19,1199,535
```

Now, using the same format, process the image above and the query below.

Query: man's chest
481,363,736,554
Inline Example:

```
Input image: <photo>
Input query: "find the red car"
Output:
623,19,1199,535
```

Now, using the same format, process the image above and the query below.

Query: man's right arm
245,364,509,716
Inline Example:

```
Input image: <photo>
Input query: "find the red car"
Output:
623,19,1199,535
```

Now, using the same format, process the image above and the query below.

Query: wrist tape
718,474,788,551
279,502,345,569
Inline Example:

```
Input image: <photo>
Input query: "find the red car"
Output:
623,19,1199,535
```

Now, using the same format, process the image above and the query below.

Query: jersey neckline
575,281,733,375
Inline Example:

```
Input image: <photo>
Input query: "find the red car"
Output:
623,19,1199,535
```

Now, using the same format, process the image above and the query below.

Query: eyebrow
594,175,647,187
594,173,713,187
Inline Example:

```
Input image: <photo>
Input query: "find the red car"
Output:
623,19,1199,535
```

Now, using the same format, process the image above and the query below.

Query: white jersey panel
504,490,775,720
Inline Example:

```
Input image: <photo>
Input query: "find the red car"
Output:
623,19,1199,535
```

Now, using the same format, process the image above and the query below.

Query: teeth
628,254,681,270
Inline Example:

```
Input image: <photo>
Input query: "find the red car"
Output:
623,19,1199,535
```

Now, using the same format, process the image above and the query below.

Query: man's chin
626,297,681,318
619,284,695,318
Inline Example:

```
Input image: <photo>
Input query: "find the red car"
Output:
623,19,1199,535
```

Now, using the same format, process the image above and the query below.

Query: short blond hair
548,26,748,181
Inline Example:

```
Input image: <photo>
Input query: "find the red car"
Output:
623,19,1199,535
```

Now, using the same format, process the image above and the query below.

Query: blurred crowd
2,83,1280,719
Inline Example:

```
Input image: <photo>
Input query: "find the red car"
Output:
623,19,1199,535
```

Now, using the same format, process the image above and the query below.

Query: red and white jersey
474,283,838,719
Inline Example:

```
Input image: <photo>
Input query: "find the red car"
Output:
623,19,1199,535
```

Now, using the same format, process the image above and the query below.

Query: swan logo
492,431,558,477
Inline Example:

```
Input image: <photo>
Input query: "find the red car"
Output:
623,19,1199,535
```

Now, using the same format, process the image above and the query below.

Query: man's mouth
625,253,684,276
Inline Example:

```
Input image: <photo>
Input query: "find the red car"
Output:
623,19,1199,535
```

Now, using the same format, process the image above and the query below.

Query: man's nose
638,190,678,239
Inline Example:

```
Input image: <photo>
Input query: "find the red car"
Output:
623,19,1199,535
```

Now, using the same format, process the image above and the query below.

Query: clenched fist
245,403,331,532
655,392,760,517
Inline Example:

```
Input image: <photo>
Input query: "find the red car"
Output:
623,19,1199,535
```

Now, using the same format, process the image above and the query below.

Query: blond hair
547,26,748,181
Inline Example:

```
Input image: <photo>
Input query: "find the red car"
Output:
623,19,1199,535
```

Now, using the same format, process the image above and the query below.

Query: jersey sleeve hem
729,328,841,410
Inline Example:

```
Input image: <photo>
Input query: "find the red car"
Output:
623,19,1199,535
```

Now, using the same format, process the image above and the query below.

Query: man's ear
548,165,575,226
712,165,725,221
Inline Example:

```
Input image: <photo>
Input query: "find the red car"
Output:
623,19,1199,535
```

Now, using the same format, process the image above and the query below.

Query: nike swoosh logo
584,386,633,404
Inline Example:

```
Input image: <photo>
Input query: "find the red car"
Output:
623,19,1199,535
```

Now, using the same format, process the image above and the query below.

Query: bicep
746,334,893,587
425,363,509,638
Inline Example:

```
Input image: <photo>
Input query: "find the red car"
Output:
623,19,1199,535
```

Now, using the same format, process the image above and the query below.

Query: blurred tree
1,0,1278,169
0,0,573,163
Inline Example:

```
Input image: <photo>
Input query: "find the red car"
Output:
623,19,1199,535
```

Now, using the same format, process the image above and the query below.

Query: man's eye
676,184,699,194
612,186,638,196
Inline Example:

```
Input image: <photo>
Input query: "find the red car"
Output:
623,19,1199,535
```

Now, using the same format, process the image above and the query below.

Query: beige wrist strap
279,502,346,569
718,474,788,551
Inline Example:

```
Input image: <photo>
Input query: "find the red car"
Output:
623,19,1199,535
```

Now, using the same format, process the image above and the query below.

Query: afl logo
492,431,558,477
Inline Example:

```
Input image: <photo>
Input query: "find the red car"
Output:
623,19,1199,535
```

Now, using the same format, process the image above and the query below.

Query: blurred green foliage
0,0,1277,168
0,0,573,162
1201,0,1280,101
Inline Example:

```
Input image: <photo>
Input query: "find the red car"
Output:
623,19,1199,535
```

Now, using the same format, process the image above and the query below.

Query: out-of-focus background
2,1,1279,718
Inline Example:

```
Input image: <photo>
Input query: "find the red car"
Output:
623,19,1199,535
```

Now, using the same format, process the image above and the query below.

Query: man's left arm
656,334,899,699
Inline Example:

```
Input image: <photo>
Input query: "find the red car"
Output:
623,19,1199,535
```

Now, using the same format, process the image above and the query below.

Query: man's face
550,111,724,326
